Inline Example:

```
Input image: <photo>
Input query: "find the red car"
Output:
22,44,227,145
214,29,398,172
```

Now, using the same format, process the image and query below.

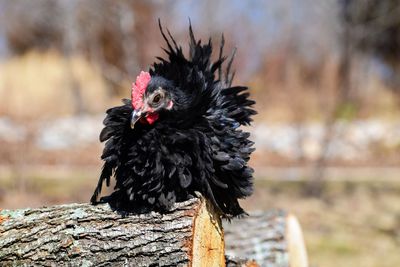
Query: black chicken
90,22,256,217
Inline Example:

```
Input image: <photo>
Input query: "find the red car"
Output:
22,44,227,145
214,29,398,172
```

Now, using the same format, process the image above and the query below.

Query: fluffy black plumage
90,22,257,217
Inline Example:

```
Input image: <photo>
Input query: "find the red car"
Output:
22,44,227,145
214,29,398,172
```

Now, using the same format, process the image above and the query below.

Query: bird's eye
151,93,163,106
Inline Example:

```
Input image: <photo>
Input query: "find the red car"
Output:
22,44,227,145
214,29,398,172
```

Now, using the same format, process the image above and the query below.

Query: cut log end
286,214,309,267
191,199,225,267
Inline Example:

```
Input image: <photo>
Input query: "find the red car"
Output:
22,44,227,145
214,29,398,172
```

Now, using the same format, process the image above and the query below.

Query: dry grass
250,56,400,124
1,50,399,123
0,51,110,119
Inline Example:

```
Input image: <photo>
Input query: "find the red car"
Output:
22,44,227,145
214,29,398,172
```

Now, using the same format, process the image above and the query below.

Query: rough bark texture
0,198,224,267
224,210,288,267
0,200,308,267
225,256,260,267
224,210,308,267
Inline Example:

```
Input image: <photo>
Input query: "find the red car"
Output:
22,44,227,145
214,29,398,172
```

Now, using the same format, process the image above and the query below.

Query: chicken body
91,23,256,217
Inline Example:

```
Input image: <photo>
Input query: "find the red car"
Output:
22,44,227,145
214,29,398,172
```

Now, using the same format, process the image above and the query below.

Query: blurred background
0,0,399,266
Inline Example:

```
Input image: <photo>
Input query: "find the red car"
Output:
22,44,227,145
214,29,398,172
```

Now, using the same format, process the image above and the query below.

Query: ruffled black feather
90,22,256,217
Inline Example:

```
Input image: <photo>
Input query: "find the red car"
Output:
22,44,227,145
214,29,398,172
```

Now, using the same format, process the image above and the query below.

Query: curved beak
131,109,143,129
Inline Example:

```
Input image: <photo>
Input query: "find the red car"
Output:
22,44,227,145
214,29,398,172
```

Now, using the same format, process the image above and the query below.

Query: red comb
131,71,151,109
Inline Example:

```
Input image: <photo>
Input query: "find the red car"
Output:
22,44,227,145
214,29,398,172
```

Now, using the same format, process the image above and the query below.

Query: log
224,210,308,267
0,198,225,267
0,198,308,267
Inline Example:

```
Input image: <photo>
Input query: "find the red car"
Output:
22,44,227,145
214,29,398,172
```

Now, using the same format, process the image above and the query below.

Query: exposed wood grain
192,200,225,267
286,214,309,267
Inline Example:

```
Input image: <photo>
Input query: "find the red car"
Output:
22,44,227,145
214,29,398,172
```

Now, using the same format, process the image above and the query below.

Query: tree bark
0,199,308,267
224,211,308,267
0,198,224,267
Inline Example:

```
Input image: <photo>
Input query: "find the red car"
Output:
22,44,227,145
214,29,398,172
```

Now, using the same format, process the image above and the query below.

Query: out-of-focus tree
341,0,400,94
2,0,159,98
305,0,362,196
4,0,63,53
306,0,400,195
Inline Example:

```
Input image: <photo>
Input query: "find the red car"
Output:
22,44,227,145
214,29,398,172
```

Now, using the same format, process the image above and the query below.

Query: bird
90,22,256,217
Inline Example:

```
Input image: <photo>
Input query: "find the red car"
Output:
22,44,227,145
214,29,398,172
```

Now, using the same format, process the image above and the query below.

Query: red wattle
146,113,159,124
